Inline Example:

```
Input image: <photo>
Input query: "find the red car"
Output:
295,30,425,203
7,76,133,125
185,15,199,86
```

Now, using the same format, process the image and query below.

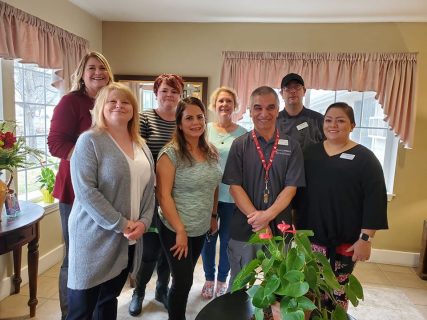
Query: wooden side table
0,201,44,318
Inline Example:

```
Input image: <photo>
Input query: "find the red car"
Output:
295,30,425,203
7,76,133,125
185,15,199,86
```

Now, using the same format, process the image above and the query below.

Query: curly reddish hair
153,74,184,96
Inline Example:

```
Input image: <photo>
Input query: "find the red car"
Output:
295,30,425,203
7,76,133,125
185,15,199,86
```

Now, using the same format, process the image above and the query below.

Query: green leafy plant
232,223,364,320
36,166,56,194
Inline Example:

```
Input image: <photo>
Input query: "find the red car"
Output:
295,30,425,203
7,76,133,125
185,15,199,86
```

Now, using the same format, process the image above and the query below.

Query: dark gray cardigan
68,130,155,290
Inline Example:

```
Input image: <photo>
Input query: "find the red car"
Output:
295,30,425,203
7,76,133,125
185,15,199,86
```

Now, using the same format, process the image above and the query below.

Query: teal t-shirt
158,144,223,237
207,122,247,203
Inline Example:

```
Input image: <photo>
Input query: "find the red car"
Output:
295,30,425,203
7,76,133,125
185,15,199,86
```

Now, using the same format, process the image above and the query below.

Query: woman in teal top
156,97,222,320
201,87,247,300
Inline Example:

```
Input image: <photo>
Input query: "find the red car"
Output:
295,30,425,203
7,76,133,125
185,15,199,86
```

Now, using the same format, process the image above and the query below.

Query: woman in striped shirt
129,74,184,317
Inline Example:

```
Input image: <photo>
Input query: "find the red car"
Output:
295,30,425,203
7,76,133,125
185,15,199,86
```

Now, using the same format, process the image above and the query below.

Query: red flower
1,132,16,149
259,232,273,239
277,221,296,234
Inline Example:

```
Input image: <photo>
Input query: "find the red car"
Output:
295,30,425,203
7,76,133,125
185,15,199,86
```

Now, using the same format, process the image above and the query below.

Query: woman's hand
347,239,372,262
171,230,188,260
124,221,146,241
210,216,219,234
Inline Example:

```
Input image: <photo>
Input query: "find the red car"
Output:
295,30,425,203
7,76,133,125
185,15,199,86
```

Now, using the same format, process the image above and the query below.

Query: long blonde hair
70,51,113,93
91,82,144,147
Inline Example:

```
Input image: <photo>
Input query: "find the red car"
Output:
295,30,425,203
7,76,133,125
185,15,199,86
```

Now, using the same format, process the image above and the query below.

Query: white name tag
340,153,355,160
296,122,309,131
278,139,288,146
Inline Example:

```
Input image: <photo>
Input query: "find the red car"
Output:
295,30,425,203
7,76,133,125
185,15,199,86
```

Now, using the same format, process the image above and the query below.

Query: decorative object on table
5,188,20,216
232,223,364,320
0,120,43,217
36,165,56,203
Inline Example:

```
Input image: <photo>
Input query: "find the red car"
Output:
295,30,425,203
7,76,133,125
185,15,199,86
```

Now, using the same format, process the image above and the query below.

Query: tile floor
0,261,426,319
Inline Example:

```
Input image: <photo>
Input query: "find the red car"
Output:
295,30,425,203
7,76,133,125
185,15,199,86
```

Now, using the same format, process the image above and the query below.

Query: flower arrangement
231,222,364,320
0,120,43,187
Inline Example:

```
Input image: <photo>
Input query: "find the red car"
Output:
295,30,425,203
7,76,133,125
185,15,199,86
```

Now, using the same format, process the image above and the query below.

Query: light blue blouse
207,122,247,203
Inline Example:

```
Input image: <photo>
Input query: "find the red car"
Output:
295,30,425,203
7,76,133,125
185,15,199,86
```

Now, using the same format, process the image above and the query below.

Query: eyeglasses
283,84,303,92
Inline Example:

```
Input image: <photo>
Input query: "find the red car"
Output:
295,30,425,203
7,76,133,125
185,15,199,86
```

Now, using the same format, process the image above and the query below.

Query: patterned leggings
311,243,356,310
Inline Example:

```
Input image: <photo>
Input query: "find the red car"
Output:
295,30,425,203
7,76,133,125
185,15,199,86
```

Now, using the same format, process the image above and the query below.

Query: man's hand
247,210,272,232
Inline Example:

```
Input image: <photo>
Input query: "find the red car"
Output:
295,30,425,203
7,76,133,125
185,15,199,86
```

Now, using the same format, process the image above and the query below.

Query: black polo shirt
222,128,305,242
277,107,324,151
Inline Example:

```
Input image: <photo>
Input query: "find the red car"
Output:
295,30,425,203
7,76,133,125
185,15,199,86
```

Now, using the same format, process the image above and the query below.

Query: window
237,89,398,195
13,60,60,201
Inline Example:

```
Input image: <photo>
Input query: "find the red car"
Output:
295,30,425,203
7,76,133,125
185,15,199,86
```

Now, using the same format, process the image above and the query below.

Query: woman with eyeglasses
156,97,222,320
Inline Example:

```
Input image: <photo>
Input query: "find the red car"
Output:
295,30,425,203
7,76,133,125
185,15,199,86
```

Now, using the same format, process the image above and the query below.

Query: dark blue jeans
158,220,205,320
201,201,234,282
59,202,72,320
66,245,134,320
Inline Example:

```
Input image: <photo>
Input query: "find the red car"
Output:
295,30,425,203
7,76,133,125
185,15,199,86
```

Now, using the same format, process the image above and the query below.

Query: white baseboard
0,246,420,301
369,248,420,267
0,244,64,301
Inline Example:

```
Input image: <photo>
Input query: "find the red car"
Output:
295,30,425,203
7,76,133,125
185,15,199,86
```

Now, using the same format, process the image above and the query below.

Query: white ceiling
69,0,427,23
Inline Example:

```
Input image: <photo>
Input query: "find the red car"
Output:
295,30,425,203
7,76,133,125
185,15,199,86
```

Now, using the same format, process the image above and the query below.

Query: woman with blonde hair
156,97,222,320
201,87,246,299
67,82,155,320
48,51,113,320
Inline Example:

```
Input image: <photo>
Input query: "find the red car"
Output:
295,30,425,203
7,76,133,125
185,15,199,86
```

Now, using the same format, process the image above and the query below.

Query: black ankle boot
155,289,168,310
129,290,145,316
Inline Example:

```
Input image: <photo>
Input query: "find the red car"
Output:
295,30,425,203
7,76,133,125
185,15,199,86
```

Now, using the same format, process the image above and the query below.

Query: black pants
66,245,134,320
134,213,170,295
158,220,205,320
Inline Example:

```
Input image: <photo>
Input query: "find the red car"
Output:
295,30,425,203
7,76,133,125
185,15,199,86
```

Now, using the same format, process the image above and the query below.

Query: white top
109,135,151,244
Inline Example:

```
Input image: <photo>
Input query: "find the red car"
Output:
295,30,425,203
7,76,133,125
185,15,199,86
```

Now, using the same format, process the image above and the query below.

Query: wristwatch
359,232,373,242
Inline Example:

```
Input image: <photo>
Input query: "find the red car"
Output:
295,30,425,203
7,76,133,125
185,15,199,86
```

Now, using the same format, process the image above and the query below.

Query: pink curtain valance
220,51,418,148
0,1,89,93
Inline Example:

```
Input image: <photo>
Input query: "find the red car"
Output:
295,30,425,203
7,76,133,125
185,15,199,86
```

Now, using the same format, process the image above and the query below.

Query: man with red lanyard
223,86,305,288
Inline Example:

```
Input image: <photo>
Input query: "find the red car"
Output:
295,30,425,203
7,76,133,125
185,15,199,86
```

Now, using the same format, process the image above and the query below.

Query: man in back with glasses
277,73,324,151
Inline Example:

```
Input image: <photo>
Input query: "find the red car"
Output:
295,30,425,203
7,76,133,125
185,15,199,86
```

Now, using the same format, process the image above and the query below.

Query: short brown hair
153,74,184,96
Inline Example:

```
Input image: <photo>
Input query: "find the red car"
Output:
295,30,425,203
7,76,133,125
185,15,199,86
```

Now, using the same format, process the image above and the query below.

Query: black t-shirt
296,142,388,246
277,107,324,151
223,129,305,242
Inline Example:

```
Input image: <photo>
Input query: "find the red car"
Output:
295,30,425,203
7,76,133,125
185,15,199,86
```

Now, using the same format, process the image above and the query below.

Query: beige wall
103,22,427,253
1,0,102,286
3,0,103,51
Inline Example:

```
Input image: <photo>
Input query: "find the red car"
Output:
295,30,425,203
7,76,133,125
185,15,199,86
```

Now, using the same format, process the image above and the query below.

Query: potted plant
231,222,364,320
36,166,56,203
0,120,43,218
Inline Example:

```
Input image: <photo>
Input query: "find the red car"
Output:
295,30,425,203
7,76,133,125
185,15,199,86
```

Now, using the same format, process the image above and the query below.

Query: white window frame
0,58,59,205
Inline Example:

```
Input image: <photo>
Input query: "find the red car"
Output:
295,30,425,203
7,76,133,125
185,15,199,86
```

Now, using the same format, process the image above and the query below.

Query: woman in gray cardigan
67,82,155,320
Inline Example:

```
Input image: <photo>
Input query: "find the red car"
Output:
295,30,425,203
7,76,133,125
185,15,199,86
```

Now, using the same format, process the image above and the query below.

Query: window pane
23,104,46,136
14,66,24,103
305,89,334,114
23,68,46,104
17,167,41,199
351,128,387,167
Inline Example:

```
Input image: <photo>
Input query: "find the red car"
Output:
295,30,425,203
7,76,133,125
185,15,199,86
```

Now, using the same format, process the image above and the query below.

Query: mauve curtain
0,1,89,93
220,51,418,148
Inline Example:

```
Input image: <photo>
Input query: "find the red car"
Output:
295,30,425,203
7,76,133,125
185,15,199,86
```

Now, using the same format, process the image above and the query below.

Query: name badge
296,122,308,131
340,153,355,160
278,139,288,146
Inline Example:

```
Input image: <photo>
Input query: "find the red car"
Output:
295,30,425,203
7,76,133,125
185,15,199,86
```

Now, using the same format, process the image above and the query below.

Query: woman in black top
297,102,388,311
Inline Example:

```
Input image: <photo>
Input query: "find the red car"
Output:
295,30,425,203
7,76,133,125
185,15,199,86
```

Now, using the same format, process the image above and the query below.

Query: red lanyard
252,129,280,203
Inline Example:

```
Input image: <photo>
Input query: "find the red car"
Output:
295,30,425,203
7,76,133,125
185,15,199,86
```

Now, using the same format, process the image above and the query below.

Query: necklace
251,129,280,204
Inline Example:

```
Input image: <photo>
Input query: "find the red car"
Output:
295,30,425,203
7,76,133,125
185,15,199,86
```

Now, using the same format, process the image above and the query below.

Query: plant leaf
264,274,280,296
231,259,260,292
347,274,364,299
284,270,304,282
304,265,318,289
296,295,317,311
283,281,309,298
331,304,347,320
282,309,305,320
